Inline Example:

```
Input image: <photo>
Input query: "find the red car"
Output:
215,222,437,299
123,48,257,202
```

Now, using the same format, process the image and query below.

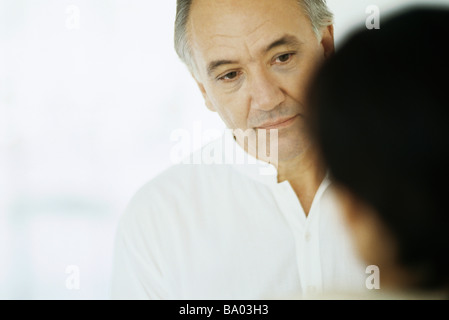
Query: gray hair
174,0,334,74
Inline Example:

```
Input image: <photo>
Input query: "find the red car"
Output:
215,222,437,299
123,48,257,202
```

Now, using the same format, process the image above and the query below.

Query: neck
276,146,326,216
232,132,326,216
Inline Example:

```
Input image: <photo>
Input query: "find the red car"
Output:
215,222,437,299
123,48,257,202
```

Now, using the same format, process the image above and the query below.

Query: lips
256,115,299,130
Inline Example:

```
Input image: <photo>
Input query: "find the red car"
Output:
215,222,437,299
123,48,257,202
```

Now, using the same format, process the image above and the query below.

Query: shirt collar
220,129,332,188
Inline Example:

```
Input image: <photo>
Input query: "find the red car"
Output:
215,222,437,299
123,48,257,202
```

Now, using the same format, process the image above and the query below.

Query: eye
274,53,294,64
218,71,241,82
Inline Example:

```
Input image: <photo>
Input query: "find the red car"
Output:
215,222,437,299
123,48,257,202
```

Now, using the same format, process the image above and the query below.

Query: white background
1,0,448,299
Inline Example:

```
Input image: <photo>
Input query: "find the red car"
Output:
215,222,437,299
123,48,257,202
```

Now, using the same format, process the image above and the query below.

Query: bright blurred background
0,0,447,299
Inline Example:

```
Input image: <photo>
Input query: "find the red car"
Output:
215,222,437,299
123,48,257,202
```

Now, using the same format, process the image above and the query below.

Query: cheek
208,87,251,129
286,72,306,98
280,55,323,104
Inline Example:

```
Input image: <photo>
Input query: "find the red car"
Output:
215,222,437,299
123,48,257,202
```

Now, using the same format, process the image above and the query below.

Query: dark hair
308,7,449,292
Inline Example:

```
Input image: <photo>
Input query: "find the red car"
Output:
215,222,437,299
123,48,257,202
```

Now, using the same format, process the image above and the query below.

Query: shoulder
133,133,244,202
138,161,233,202
117,161,235,232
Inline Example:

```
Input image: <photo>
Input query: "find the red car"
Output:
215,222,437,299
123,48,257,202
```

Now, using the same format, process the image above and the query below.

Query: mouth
256,114,299,130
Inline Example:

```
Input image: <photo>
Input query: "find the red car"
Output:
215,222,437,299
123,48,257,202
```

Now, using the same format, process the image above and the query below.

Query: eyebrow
207,59,238,78
264,34,303,53
207,34,303,77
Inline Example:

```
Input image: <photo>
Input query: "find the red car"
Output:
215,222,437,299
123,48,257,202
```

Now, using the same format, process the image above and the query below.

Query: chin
265,135,309,163
252,123,310,162
278,143,307,162
277,127,310,161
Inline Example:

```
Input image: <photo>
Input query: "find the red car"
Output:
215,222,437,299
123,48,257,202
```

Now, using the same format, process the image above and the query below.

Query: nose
249,69,285,111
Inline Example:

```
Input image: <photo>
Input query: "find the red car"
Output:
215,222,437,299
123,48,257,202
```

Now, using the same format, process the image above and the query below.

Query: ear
335,185,363,228
334,184,382,233
195,80,216,112
320,24,335,59
335,184,398,268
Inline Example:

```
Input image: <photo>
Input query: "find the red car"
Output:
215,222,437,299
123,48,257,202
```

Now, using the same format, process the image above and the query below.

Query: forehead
188,0,314,65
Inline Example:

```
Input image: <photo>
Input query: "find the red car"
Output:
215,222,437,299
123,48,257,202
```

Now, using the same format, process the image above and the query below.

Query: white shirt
110,129,368,299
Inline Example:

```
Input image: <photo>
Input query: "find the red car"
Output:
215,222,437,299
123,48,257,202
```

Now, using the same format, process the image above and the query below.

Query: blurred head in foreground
308,7,449,296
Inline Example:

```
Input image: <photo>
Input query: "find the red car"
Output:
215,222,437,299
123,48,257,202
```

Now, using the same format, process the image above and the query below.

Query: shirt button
305,232,311,242
307,285,317,294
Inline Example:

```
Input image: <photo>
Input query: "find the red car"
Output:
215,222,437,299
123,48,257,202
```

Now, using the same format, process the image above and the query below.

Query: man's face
188,0,334,162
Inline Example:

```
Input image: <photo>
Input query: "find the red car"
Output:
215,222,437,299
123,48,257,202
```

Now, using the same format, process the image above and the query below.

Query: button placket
300,198,324,295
